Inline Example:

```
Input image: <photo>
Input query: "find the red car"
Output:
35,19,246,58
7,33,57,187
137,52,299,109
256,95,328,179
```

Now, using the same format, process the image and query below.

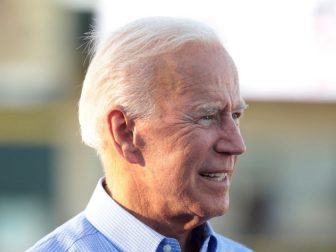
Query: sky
96,0,336,102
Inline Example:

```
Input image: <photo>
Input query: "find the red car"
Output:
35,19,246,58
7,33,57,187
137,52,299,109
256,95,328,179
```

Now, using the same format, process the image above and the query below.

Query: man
28,17,252,252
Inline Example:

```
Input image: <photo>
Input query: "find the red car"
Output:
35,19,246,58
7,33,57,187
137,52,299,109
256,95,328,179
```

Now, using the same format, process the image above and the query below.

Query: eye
198,114,216,126
232,112,242,123
202,115,215,120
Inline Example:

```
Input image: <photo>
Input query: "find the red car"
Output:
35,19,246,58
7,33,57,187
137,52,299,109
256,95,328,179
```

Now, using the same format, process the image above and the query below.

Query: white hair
79,17,223,151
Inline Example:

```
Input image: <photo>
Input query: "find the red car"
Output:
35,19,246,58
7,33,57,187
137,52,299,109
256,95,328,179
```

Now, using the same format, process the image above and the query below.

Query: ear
107,109,142,165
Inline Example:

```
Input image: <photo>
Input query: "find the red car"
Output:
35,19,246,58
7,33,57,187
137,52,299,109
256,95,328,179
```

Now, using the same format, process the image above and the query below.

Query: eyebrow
194,102,222,114
238,100,249,111
195,100,249,114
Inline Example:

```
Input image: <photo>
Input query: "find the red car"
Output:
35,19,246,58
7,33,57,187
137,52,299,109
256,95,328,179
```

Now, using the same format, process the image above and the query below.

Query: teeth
201,172,227,181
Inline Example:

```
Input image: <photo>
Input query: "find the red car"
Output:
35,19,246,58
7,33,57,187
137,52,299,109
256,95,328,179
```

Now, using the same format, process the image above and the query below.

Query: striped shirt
27,178,252,252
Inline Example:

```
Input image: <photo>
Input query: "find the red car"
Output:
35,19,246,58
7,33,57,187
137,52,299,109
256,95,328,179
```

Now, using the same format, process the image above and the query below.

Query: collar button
163,244,172,252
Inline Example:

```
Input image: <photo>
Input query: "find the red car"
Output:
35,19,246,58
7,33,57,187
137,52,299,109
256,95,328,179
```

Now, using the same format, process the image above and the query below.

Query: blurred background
0,0,335,251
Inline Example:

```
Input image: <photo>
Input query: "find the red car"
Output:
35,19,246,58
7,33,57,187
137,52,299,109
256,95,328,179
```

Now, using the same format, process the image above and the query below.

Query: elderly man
28,17,251,252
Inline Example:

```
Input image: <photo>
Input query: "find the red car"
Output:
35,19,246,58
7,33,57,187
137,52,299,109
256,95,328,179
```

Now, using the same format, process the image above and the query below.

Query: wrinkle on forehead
152,43,240,109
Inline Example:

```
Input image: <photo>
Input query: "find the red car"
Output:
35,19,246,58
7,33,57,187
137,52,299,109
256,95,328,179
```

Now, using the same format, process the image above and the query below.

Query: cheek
169,130,216,173
140,125,217,178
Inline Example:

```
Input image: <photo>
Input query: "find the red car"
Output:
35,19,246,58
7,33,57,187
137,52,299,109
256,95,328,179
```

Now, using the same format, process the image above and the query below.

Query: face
133,44,246,224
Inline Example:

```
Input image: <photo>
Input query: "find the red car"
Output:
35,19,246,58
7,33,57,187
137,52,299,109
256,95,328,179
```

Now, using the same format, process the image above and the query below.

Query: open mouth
199,172,228,182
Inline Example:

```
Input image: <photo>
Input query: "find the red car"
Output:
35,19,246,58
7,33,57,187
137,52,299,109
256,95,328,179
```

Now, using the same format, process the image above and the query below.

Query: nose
214,119,246,156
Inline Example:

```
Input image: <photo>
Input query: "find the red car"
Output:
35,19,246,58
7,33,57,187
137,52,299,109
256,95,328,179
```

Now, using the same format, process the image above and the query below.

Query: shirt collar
194,222,218,251
85,178,217,252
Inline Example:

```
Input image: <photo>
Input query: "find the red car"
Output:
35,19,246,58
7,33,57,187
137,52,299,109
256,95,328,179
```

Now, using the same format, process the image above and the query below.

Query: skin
103,42,247,252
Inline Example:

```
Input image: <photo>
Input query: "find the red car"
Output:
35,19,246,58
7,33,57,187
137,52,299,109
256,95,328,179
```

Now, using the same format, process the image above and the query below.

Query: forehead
153,43,242,111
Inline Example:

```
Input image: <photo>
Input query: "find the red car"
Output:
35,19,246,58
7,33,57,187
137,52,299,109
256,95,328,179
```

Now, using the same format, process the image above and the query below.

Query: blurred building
0,1,335,252
0,1,101,251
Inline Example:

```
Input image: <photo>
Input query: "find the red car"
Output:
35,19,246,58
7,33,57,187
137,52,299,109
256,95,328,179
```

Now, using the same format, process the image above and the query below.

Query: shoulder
214,233,253,252
26,212,119,252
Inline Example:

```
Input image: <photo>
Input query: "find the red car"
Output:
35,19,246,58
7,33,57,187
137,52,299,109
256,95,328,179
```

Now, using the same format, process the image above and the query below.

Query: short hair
79,17,223,151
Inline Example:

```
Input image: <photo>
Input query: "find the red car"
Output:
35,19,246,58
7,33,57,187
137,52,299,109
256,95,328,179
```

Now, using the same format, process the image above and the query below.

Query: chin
217,204,230,216
198,197,230,219
211,203,230,217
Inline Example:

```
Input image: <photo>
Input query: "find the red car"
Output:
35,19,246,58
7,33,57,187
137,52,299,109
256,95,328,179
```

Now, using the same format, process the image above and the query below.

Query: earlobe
107,109,144,165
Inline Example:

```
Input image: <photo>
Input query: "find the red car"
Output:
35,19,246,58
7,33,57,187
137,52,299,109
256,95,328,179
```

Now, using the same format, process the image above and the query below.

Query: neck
104,176,204,251
102,155,205,251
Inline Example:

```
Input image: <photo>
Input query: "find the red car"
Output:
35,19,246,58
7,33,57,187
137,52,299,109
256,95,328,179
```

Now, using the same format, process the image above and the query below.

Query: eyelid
199,113,217,121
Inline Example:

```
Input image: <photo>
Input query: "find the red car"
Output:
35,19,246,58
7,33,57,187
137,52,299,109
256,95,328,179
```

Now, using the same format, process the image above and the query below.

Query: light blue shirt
27,178,252,252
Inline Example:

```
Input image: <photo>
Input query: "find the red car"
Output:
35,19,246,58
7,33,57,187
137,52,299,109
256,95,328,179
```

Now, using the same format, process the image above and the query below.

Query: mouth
199,172,228,182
